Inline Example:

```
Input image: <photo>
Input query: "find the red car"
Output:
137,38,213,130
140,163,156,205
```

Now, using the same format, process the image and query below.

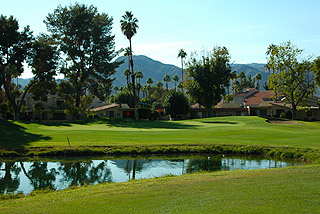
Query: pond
0,155,303,195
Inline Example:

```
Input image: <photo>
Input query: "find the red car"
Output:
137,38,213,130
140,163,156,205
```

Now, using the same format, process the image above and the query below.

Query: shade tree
45,3,121,119
266,41,315,120
185,47,231,115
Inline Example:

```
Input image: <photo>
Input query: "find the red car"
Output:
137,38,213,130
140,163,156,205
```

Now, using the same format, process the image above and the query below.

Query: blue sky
2,0,320,78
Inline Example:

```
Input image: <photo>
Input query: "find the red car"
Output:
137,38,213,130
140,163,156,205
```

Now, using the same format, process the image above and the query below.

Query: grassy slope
1,116,320,149
1,165,319,213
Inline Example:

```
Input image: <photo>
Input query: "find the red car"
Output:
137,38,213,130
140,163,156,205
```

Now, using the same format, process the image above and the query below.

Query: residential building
189,88,320,120
91,103,134,118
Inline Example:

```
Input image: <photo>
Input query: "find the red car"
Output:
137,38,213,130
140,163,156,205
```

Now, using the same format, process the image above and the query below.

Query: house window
236,111,241,116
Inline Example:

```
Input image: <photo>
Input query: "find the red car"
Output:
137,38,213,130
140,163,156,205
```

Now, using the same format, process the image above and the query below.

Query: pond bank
1,144,320,163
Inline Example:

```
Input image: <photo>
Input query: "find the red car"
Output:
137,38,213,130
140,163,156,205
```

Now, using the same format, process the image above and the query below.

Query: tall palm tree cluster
229,71,262,94
113,72,183,108
116,14,187,108
120,11,139,108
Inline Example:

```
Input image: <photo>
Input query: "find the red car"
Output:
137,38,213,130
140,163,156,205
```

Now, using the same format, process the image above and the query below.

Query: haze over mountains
112,56,269,89
17,55,269,89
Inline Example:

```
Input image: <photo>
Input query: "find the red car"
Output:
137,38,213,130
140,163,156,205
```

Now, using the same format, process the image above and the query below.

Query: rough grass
1,116,320,149
1,165,319,213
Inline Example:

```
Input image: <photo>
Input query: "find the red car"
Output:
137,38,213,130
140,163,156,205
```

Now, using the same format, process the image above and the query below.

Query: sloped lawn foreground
1,116,320,213
1,165,319,213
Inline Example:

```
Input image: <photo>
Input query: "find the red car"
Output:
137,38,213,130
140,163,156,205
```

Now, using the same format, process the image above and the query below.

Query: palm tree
163,74,171,91
124,47,132,72
156,81,163,88
121,11,139,109
172,74,179,91
123,69,131,106
177,49,187,91
123,69,130,90
147,77,153,86
177,82,183,92
135,70,143,102
230,71,237,94
113,86,119,94
142,85,148,98
156,81,164,99
238,71,246,90
147,77,154,99
255,72,262,90
135,70,143,85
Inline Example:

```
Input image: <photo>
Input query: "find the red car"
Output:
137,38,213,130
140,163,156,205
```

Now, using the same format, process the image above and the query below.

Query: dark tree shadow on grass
0,121,51,149
17,117,198,130
92,118,199,129
202,121,238,125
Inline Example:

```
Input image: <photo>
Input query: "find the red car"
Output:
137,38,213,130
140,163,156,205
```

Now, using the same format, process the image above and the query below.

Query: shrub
280,112,286,119
150,110,161,120
138,108,151,119
285,111,292,119
163,91,189,119
115,91,133,107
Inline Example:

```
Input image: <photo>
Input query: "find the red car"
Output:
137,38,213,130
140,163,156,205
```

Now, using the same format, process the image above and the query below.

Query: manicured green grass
1,116,320,149
1,165,319,213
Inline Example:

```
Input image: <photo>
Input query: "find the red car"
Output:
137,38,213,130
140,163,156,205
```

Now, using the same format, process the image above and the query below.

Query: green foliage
279,112,286,119
178,48,187,84
186,47,231,110
45,3,121,118
313,56,320,87
0,15,33,119
120,11,139,108
149,110,161,120
27,34,58,102
224,94,233,102
0,102,8,115
163,91,189,118
163,74,171,90
115,90,132,106
266,41,315,119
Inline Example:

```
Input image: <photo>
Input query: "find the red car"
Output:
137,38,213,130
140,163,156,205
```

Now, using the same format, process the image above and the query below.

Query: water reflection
0,155,302,195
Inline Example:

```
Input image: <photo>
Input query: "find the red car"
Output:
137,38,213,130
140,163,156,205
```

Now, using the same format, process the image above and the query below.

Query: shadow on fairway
100,118,198,129
0,121,51,149
202,121,238,125
16,118,199,130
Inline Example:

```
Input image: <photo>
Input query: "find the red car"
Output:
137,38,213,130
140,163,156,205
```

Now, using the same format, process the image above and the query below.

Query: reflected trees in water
20,162,58,190
0,162,21,194
58,161,112,186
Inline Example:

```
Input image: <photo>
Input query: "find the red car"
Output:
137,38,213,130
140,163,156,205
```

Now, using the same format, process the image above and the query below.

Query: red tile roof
235,88,258,97
244,91,274,106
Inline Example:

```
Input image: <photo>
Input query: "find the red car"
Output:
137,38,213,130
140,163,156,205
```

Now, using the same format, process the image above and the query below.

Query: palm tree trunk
181,58,184,92
129,39,138,119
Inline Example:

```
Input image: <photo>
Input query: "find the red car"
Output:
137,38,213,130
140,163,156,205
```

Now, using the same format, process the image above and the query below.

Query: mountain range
16,55,269,90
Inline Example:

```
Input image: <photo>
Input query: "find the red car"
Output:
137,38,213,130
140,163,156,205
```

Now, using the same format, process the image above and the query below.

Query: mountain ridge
16,55,268,89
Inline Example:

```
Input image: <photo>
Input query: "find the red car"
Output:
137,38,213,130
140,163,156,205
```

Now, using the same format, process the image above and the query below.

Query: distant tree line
1,3,320,121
